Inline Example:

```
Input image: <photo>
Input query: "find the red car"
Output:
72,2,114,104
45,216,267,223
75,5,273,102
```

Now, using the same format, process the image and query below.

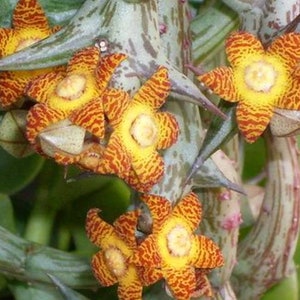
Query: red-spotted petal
172,192,202,230
67,47,100,74
225,31,264,67
276,76,300,110
53,151,82,166
137,266,163,286
193,270,213,298
132,235,162,267
102,89,130,127
193,236,224,269
236,100,273,143
113,210,139,248
26,70,65,103
198,67,239,102
92,251,118,286
156,112,179,149
0,29,14,57
123,168,155,193
96,53,127,94
268,32,300,70
69,98,105,138
164,267,196,300
26,103,66,143
133,66,170,109
117,280,142,300
140,194,172,232
13,0,49,30
86,208,115,246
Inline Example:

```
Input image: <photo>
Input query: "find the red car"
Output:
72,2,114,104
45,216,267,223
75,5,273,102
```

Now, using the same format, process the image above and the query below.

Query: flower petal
193,270,213,298
132,235,162,267
124,168,156,193
137,266,163,286
117,272,143,300
193,235,224,269
67,47,100,74
53,152,81,166
164,267,196,300
140,194,172,232
96,53,127,94
113,210,140,248
102,89,130,127
92,251,117,286
268,33,300,70
13,0,50,30
172,192,202,230
133,66,170,109
198,67,239,102
86,208,115,246
26,70,64,103
131,151,164,193
225,31,264,67
26,103,66,143
276,77,300,110
236,100,273,143
156,112,179,150
69,98,105,138
0,28,15,57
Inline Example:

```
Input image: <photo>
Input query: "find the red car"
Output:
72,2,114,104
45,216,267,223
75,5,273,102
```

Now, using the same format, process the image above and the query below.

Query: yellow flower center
130,114,158,147
166,225,192,257
15,38,40,52
104,247,127,278
55,74,86,100
244,61,277,92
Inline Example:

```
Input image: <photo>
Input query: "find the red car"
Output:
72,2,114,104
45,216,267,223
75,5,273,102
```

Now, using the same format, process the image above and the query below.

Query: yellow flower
198,31,300,143
0,0,62,108
26,46,126,163
96,66,179,192
132,192,224,300
85,208,145,300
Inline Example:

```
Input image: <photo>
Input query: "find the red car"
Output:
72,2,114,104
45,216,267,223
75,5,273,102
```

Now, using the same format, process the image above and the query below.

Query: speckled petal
26,103,66,143
141,194,172,232
132,235,162,268
225,31,264,67
137,267,163,286
13,0,50,30
276,77,300,110
124,169,156,193
193,235,224,269
0,28,14,57
53,152,81,166
117,279,142,300
131,151,164,193
67,47,100,74
113,210,139,248
86,208,115,246
198,67,239,102
26,70,65,103
156,112,179,150
236,100,273,143
0,72,26,108
92,251,117,286
96,53,127,94
164,267,196,300
193,270,213,298
172,192,202,230
268,32,300,70
102,89,130,127
69,98,105,138
133,66,170,109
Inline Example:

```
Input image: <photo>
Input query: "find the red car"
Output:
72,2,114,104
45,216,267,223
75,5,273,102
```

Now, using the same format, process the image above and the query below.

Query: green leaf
0,148,44,195
0,194,15,232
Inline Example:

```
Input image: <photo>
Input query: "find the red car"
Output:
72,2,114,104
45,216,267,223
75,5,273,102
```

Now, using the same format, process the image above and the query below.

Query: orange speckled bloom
97,66,179,192
26,46,126,162
132,192,224,300
0,0,62,108
198,31,300,143
86,208,145,300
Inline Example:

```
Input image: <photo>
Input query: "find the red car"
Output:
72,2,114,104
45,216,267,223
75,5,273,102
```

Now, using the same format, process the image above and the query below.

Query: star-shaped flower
198,31,300,143
132,192,224,299
26,46,126,162
95,66,178,192
0,0,62,108
85,208,146,300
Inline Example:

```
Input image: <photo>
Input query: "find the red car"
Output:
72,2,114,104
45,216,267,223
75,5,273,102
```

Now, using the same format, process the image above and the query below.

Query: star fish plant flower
85,208,146,300
95,66,179,192
26,46,126,163
0,0,62,108
198,31,300,143
132,192,224,299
